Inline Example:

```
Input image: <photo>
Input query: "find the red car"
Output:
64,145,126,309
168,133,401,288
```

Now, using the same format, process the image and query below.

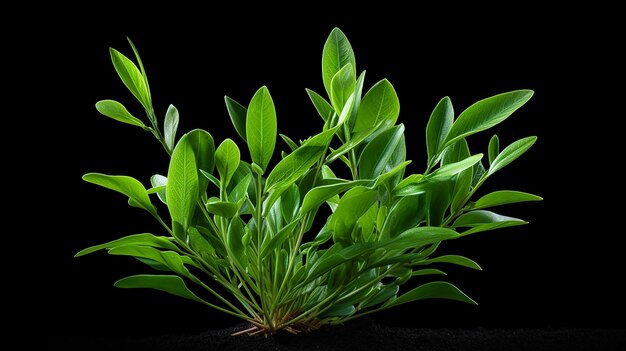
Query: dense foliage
77,28,541,335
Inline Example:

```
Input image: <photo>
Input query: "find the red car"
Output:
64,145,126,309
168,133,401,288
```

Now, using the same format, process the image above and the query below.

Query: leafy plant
77,28,541,335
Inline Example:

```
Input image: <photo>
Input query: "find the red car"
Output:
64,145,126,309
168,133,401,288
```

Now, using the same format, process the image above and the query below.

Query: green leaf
383,281,476,308
304,243,373,284
380,194,426,239
150,175,167,204
188,227,213,255
385,226,459,251
280,134,298,152
205,199,239,218
224,96,247,141
363,284,399,308
322,27,356,97
229,173,252,202
226,218,246,267
75,233,178,257
83,173,156,217
108,246,190,276
246,86,277,172
373,161,411,189
453,210,528,235
167,135,199,241
186,129,215,197
426,96,453,165
330,63,356,113
488,135,500,165
300,180,369,215
421,255,482,270
353,79,400,134
114,275,208,305
325,128,376,164
163,104,179,151
126,38,150,93
280,183,300,223
347,71,366,132
265,128,335,192
330,187,378,244
411,269,447,277
489,136,537,176
472,190,543,210
444,90,533,147
320,304,355,317
426,154,483,181
95,100,146,128
359,125,405,179
306,88,334,122
109,47,151,110
215,138,240,189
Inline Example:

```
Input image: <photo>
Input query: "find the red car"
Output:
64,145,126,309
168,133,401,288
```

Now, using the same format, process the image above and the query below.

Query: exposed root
230,317,324,336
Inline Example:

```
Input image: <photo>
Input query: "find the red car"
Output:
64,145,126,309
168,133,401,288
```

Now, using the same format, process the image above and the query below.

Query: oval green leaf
215,138,240,189
163,104,179,151
246,86,277,172
167,135,199,241
426,96,454,165
95,100,146,128
322,27,356,97
353,79,400,134
109,48,151,110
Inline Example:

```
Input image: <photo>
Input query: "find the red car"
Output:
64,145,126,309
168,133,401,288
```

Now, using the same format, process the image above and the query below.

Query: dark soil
42,318,626,351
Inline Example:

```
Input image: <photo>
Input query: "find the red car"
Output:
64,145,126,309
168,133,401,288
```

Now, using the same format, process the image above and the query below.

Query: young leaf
95,100,146,128
488,136,537,176
329,63,356,113
383,281,476,308
75,233,178,257
186,129,215,197
353,79,400,134
167,135,199,240
224,96,247,141
150,175,167,204
306,88,334,122
322,27,356,97
83,173,156,217
109,48,151,110
265,128,335,192
246,86,277,172
426,96,454,165
444,90,533,148
472,190,543,210
163,104,179,151
359,125,405,179
114,275,208,305
488,134,500,165
215,138,240,189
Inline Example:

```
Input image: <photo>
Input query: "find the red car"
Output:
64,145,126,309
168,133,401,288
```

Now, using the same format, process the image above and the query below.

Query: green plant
77,28,541,335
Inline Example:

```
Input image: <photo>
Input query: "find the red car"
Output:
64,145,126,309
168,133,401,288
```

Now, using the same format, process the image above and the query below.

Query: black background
42,7,623,338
